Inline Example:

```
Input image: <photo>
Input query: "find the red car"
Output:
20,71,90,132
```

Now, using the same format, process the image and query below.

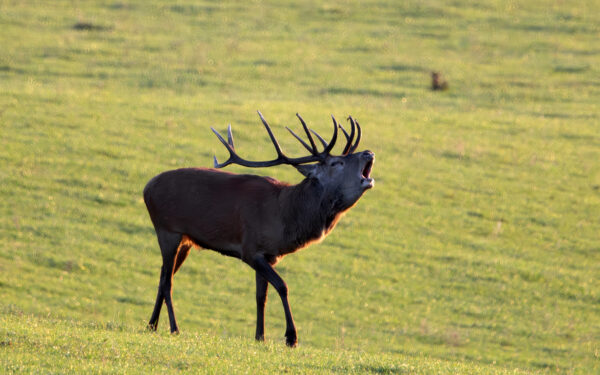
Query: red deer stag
143,112,374,347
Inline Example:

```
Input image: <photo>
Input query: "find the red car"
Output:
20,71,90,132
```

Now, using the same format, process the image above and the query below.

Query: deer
431,71,449,91
143,111,375,347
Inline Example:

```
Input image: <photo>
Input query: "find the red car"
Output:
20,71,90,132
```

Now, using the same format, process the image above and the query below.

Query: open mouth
360,157,375,188
362,160,373,179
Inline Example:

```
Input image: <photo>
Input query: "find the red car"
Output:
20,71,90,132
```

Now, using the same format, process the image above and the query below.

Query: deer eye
331,160,343,167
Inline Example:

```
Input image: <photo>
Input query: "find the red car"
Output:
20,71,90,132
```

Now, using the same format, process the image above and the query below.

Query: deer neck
280,178,346,251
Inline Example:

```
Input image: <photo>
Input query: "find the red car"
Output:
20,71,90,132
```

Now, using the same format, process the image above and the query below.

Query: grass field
1,0,599,373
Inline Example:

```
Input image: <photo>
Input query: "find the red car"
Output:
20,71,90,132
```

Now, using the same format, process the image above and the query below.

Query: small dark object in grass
431,71,449,91
73,21,106,31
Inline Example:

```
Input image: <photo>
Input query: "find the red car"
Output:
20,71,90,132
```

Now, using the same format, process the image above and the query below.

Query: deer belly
185,233,243,259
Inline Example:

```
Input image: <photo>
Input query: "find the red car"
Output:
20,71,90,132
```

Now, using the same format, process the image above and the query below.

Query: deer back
144,168,288,258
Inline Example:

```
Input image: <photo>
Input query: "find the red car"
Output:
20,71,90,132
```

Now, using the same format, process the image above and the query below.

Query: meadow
1,0,599,373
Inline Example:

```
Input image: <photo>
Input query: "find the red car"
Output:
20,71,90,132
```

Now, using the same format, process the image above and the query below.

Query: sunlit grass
1,0,599,373
2,313,539,374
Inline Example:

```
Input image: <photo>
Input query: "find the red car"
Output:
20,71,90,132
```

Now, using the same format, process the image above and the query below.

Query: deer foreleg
255,272,269,341
252,255,297,347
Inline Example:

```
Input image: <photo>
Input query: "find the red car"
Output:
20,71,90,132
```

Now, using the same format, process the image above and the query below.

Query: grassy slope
1,0,599,373
2,314,533,375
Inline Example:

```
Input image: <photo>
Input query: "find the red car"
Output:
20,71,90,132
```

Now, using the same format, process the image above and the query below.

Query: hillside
1,1,599,373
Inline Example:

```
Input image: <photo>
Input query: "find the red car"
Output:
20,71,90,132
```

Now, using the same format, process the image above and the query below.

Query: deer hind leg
148,264,165,331
148,229,183,333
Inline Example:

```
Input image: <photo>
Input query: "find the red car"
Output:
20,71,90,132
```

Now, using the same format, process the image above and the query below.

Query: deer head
211,112,374,209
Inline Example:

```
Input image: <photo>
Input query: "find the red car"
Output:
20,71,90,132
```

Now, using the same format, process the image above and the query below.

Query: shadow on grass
378,64,427,73
72,22,111,32
321,87,406,99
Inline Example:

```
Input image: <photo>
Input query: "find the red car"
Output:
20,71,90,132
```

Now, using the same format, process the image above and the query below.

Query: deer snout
362,150,374,159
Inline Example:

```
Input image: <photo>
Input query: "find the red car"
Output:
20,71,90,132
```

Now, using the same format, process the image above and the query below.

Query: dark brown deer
431,71,449,91
143,112,374,347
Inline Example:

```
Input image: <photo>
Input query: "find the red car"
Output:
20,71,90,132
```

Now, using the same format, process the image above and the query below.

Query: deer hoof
147,323,158,332
285,333,298,347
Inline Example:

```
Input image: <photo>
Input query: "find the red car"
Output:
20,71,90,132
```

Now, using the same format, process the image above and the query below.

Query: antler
211,111,339,168
339,116,361,155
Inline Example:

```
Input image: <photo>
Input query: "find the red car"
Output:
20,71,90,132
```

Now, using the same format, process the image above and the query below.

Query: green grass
1,0,599,373
2,313,536,375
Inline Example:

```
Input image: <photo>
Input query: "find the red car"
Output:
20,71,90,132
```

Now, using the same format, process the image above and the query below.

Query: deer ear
295,164,318,178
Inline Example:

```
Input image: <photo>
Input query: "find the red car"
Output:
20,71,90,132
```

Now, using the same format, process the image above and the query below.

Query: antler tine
227,124,234,148
257,111,286,160
307,115,339,154
347,117,362,154
212,125,291,168
211,127,236,168
211,124,238,167
310,129,328,149
322,115,339,155
295,113,318,154
339,115,356,155
286,127,315,154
